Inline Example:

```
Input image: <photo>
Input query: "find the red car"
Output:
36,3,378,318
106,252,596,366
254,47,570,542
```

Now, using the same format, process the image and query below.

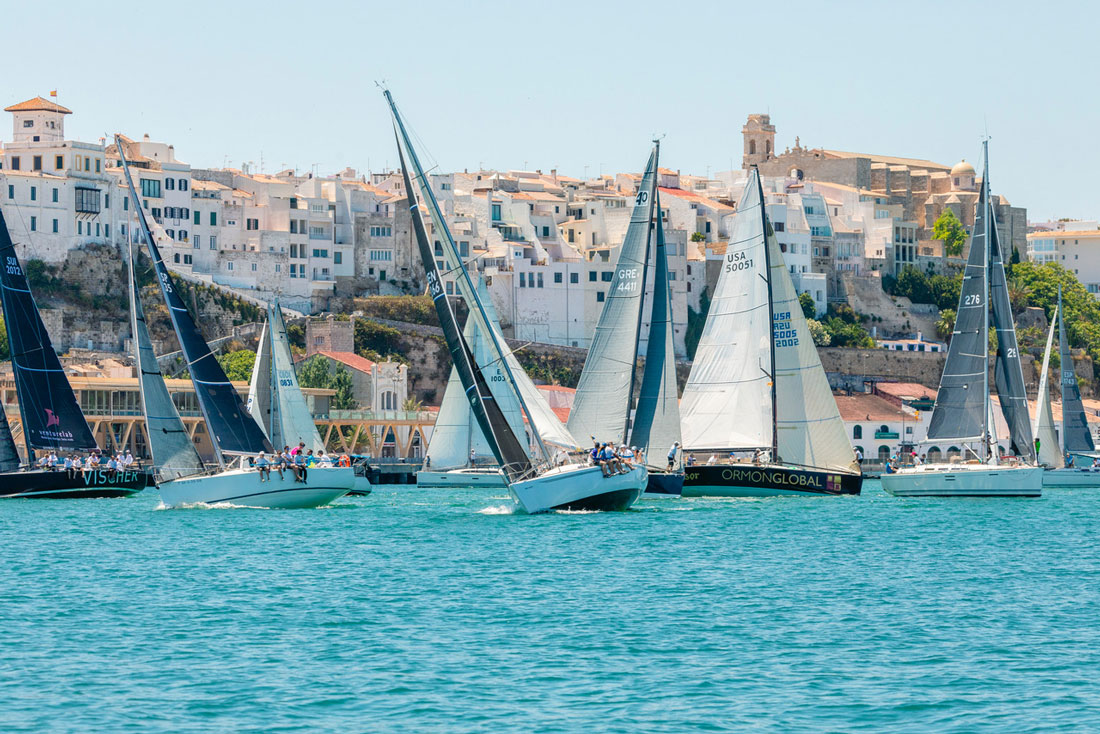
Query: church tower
742,114,776,169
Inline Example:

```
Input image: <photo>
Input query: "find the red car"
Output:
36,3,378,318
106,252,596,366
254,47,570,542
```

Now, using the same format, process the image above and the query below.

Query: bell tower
742,114,776,169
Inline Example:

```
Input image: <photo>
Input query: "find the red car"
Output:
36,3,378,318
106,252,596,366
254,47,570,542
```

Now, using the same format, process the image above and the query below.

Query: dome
950,159,975,176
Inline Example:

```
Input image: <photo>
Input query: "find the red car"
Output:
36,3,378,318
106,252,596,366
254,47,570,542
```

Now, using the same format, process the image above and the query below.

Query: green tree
807,318,831,346
1007,276,1032,314
929,272,962,311
403,396,424,411
690,231,706,242
216,349,256,381
0,315,8,360
936,308,956,341
822,317,875,348
297,355,357,409
328,364,356,409
932,209,967,257
798,292,817,320
895,266,933,304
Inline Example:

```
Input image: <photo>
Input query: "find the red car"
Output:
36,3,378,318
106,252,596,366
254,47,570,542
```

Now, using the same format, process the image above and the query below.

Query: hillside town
2,93,1099,469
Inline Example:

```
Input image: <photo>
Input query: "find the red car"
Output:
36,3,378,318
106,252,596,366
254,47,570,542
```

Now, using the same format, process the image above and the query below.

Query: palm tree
1007,277,1032,314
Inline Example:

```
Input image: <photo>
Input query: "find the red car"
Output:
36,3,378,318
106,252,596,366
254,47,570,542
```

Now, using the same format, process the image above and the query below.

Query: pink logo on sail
44,409,60,428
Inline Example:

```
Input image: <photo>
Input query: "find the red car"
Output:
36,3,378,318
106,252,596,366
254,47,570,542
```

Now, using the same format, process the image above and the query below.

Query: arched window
749,140,757,155
878,446,891,463
946,446,961,461
766,140,772,156
379,390,396,411
853,425,862,440
926,447,942,463
879,425,890,434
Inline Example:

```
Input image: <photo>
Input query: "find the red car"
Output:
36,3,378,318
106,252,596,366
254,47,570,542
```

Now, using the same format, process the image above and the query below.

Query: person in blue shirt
597,442,612,476
294,450,309,483
255,452,271,482
667,442,680,471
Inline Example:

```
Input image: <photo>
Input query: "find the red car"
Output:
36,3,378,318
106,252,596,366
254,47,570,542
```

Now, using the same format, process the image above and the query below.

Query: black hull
683,464,862,497
551,487,642,512
0,469,149,499
645,471,684,496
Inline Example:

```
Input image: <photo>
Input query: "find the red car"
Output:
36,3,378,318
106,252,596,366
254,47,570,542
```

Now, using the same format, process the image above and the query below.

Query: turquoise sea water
2,480,1098,732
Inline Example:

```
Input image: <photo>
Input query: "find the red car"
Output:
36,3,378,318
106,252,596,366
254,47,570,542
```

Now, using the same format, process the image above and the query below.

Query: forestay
568,146,658,445
680,169,773,451
1059,287,1095,454
268,301,326,453
1033,304,1063,467
629,192,682,466
0,210,97,452
128,243,205,480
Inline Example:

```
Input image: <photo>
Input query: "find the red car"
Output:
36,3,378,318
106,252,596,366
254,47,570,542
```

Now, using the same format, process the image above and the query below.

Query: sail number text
4,256,22,276
725,251,753,273
616,268,639,292
773,311,799,348
963,294,981,306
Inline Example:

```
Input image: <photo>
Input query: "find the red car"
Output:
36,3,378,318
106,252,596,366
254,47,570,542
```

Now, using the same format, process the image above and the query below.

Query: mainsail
628,191,681,466
680,168,774,452
117,138,271,462
568,146,658,445
266,301,325,453
986,174,1035,461
246,321,272,440
1033,304,1063,467
127,242,205,480
0,209,97,452
1058,286,1095,454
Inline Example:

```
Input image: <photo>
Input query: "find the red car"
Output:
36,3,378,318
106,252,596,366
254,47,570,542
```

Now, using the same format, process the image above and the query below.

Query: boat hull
417,468,507,488
682,464,862,497
158,466,354,508
0,468,148,499
644,471,684,496
509,464,646,513
1041,467,1100,488
881,464,1043,497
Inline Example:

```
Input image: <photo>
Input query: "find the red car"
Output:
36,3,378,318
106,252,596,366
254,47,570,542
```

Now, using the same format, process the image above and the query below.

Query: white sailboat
679,168,861,496
386,89,645,512
882,141,1042,497
1040,287,1100,487
118,137,354,508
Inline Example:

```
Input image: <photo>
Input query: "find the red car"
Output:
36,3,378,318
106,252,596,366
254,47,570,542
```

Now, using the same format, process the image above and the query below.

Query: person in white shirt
707,454,717,466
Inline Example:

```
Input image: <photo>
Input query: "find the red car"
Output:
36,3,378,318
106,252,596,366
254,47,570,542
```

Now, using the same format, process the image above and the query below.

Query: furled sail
0,404,22,471
394,131,532,480
246,320,272,440
680,169,773,451
1033,304,1063,467
0,210,97,452
568,146,658,445
117,139,271,461
1058,286,1095,454
268,301,325,453
927,177,990,444
986,177,1035,462
127,242,205,480
629,191,681,466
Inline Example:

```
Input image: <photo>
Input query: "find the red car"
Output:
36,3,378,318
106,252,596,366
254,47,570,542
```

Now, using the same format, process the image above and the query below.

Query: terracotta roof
874,382,937,402
835,393,910,422
820,149,950,171
658,186,735,212
313,350,376,373
5,96,72,114
1028,230,1100,239
550,406,571,422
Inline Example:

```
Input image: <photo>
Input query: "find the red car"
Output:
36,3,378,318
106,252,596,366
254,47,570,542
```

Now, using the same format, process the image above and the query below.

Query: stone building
306,315,354,354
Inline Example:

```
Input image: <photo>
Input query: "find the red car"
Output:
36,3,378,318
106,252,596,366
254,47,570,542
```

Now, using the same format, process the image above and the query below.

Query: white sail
425,347,498,470
246,320,272,439
680,172,773,451
1034,305,1063,467
765,221,859,473
269,302,325,453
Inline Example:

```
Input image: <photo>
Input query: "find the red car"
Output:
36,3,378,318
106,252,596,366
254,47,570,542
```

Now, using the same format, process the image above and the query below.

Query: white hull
416,468,507,488
158,466,354,508
881,463,1043,497
508,464,646,514
1042,467,1100,488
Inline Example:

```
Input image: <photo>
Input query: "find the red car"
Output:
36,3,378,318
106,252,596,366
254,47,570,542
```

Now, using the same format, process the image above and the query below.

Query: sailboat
118,136,353,508
385,89,646,513
678,168,861,496
0,208,147,498
882,141,1042,497
567,143,683,496
1039,286,1100,487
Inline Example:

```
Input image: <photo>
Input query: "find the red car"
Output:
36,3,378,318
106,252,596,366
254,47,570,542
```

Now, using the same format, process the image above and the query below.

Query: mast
622,140,659,441
755,167,780,462
384,90,552,465
981,140,992,464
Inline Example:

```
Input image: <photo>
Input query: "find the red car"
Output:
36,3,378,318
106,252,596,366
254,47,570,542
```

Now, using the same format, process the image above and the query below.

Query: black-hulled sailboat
566,142,683,495
882,141,1042,496
118,136,353,508
385,89,646,512
679,167,862,496
0,209,146,497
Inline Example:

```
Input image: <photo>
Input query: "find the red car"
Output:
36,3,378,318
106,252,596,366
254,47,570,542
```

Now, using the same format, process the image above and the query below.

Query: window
275,264,281,273
140,179,161,198
55,154,63,169
173,253,180,264
290,244,297,258
460,241,469,257
210,212,217,226
589,271,596,282
5,185,11,199
492,203,501,221
210,236,217,250
446,281,453,295
29,216,36,231
542,226,550,237
853,426,862,439
52,219,58,233
309,226,325,238
537,273,544,288
194,235,201,249
30,186,36,201
166,229,175,239
370,226,393,237
75,187,101,214
152,207,161,219
334,252,342,264
570,273,579,284
519,273,526,288
22,119,32,128
10,156,19,170
379,270,386,281
32,155,42,171
554,272,563,284
312,248,328,258
246,218,259,231
179,229,188,241
601,271,612,282
192,210,200,225
290,264,297,277
95,159,100,173
77,221,82,235
51,187,58,203
165,178,175,191
596,291,605,302
251,263,257,272
227,262,234,271
179,179,188,191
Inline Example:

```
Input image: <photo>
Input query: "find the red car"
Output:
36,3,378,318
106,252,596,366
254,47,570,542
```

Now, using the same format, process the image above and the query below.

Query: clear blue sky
4,0,1092,220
